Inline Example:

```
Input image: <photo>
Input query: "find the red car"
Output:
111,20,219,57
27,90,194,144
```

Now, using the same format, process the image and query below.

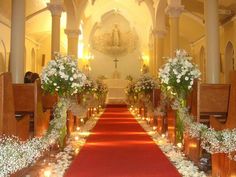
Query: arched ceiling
0,0,236,48
182,0,236,24
83,0,153,50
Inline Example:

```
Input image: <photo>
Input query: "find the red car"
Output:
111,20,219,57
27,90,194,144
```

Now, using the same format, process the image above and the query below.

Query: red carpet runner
65,106,181,177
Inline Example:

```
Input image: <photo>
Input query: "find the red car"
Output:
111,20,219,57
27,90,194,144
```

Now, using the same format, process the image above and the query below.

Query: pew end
210,71,236,177
0,72,17,136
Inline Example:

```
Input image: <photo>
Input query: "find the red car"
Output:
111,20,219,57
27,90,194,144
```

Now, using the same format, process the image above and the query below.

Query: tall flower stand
46,97,70,149
175,96,187,146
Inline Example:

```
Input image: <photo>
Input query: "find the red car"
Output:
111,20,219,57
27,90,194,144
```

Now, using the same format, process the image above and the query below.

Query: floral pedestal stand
46,97,70,149
175,95,187,146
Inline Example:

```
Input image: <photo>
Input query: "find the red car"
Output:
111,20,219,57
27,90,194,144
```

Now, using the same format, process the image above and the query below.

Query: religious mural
91,22,139,57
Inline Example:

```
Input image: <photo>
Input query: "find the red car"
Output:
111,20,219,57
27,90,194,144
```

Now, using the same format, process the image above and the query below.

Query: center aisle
65,106,181,177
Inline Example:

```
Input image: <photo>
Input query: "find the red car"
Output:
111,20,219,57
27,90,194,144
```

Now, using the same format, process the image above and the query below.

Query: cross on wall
113,58,119,69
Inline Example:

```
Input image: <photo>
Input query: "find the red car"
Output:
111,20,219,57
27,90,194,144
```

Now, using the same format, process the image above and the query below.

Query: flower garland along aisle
41,54,87,147
0,54,87,177
175,83,236,161
129,107,206,177
158,50,201,143
39,109,103,177
159,50,236,161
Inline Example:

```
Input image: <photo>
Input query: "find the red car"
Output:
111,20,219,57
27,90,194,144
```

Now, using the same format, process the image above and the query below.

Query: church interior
1,0,236,177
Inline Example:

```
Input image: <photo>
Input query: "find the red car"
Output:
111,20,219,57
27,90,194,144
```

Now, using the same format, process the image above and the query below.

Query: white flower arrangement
0,54,88,176
125,81,137,106
0,99,102,177
159,49,201,98
159,49,201,143
94,79,108,96
134,74,158,94
0,98,69,177
40,113,101,177
174,99,236,161
81,78,97,94
94,80,108,107
41,54,87,97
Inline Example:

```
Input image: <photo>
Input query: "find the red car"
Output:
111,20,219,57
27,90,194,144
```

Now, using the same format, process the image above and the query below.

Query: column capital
64,29,80,38
152,29,167,38
47,3,64,16
165,3,184,17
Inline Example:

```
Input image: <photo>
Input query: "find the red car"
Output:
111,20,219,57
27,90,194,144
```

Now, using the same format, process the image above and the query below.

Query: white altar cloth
104,79,130,104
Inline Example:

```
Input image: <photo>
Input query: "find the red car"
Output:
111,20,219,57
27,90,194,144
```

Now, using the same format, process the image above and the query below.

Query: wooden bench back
189,81,230,122
42,92,58,110
13,79,49,137
210,71,236,177
226,71,236,129
200,84,230,114
0,72,17,136
13,83,35,113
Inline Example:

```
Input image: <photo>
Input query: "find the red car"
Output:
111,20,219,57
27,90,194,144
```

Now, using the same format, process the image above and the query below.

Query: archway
225,41,234,83
199,46,206,82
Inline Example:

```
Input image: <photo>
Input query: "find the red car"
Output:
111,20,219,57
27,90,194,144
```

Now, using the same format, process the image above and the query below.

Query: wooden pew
210,71,236,177
13,79,51,138
184,81,230,164
42,92,58,112
0,72,17,136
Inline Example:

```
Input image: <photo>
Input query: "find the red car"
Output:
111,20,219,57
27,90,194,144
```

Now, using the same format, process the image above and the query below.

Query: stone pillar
10,0,25,83
153,30,166,75
47,3,64,59
149,43,155,76
64,29,80,58
148,30,155,76
165,0,184,57
204,0,220,83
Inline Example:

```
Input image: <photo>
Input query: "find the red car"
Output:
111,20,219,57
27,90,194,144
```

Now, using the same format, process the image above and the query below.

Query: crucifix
113,58,119,69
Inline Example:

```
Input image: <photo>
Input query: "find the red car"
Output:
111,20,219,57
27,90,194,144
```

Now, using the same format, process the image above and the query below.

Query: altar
104,79,130,104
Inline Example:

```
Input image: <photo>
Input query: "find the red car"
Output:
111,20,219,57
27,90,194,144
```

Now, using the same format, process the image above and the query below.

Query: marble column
149,41,155,76
47,3,64,59
204,0,220,83
165,0,184,57
64,29,80,58
10,0,25,83
153,29,166,75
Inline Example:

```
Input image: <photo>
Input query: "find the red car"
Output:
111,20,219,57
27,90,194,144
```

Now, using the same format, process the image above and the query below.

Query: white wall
89,49,141,79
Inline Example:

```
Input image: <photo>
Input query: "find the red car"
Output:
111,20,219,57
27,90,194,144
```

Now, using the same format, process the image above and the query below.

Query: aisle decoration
39,111,102,177
41,54,87,147
0,54,87,177
78,77,97,107
94,79,108,108
130,108,206,177
134,74,158,94
158,49,201,143
41,54,86,97
125,81,137,106
159,50,236,160
175,99,236,160
134,74,158,112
